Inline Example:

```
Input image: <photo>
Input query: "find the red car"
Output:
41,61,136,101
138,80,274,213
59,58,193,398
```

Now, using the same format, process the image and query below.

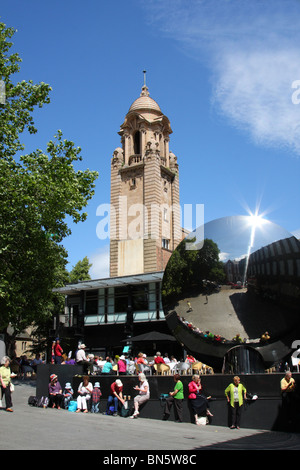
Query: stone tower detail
109,82,181,277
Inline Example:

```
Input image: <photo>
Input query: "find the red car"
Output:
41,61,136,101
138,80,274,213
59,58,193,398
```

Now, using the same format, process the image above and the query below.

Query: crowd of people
67,343,198,376
4,337,210,380
179,314,229,344
44,371,247,428
1,353,298,431
45,370,214,423
8,353,44,378
46,372,151,417
178,314,272,346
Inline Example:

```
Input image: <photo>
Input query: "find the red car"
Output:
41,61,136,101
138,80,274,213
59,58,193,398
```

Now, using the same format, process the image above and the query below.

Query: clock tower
110,77,181,277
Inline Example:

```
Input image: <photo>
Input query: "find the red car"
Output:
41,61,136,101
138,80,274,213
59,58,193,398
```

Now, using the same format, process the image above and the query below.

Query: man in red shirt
105,379,124,416
154,352,165,364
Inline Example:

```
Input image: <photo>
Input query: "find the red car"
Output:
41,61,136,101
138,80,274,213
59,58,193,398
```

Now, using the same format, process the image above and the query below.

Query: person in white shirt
163,354,170,364
131,373,150,418
76,375,93,413
75,344,92,374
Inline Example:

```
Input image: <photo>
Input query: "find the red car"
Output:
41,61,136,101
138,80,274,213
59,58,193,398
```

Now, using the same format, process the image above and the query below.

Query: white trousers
77,395,90,410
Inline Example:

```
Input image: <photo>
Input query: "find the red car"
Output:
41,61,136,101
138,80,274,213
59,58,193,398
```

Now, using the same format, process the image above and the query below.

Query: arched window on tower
134,131,141,155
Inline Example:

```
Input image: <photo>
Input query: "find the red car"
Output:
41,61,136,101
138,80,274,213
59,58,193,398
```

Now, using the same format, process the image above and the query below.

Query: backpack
120,404,131,417
28,396,38,407
105,406,115,415
159,393,169,406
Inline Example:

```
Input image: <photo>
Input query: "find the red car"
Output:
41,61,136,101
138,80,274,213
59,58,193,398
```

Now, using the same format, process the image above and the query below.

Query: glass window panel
106,314,115,323
85,299,98,315
148,311,157,321
134,312,149,321
115,313,127,323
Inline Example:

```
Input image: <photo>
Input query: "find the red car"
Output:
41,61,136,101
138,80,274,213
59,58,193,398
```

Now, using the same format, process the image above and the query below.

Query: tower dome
128,85,162,114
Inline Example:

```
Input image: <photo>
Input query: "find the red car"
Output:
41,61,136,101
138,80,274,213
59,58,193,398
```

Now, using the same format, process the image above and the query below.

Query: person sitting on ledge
63,382,74,409
105,379,125,416
48,374,63,409
75,344,93,374
188,374,213,425
232,334,243,343
76,375,93,413
131,373,150,419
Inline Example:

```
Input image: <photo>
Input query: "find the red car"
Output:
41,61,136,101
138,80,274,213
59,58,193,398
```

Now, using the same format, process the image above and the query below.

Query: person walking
225,376,247,429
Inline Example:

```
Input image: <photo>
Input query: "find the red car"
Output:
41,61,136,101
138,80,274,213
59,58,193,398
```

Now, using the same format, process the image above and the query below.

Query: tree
0,22,98,355
68,256,92,284
162,238,225,304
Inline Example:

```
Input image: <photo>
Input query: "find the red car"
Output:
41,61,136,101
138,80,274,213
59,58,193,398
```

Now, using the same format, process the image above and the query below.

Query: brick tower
110,78,181,277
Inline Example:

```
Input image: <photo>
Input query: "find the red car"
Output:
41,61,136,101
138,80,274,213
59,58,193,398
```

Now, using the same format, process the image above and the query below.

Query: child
91,381,102,413
63,382,74,409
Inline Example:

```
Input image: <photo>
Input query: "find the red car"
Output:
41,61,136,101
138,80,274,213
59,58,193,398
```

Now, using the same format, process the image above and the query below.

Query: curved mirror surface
162,216,300,346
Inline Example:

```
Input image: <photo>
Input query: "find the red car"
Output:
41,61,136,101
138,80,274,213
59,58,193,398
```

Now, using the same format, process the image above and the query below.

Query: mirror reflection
162,216,300,349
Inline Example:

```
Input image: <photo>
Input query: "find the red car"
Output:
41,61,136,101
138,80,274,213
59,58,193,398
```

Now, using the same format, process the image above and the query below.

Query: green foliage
162,238,225,303
68,256,92,284
0,22,98,348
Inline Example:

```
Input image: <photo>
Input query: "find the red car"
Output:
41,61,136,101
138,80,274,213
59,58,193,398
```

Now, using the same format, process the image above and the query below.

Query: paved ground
1,379,300,452
176,286,297,341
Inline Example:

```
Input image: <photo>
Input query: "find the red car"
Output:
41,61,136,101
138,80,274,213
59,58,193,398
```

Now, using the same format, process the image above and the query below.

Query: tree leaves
162,238,225,303
68,256,92,284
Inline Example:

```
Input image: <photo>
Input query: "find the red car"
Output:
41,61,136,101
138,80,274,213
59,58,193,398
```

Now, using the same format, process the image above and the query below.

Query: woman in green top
163,374,184,423
225,376,247,429
0,356,13,412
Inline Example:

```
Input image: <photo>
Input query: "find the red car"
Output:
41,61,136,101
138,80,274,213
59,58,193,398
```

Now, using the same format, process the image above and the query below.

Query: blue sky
1,0,300,278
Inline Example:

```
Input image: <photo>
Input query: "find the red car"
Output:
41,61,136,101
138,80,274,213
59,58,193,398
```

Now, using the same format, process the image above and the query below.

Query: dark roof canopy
53,271,164,295
121,331,176,342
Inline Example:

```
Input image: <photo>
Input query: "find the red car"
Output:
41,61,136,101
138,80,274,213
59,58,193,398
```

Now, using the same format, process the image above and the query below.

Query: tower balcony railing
128,154,143,165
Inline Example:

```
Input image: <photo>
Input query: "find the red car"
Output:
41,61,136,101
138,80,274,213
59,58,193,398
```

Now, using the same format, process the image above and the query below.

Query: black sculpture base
36,364,300,432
